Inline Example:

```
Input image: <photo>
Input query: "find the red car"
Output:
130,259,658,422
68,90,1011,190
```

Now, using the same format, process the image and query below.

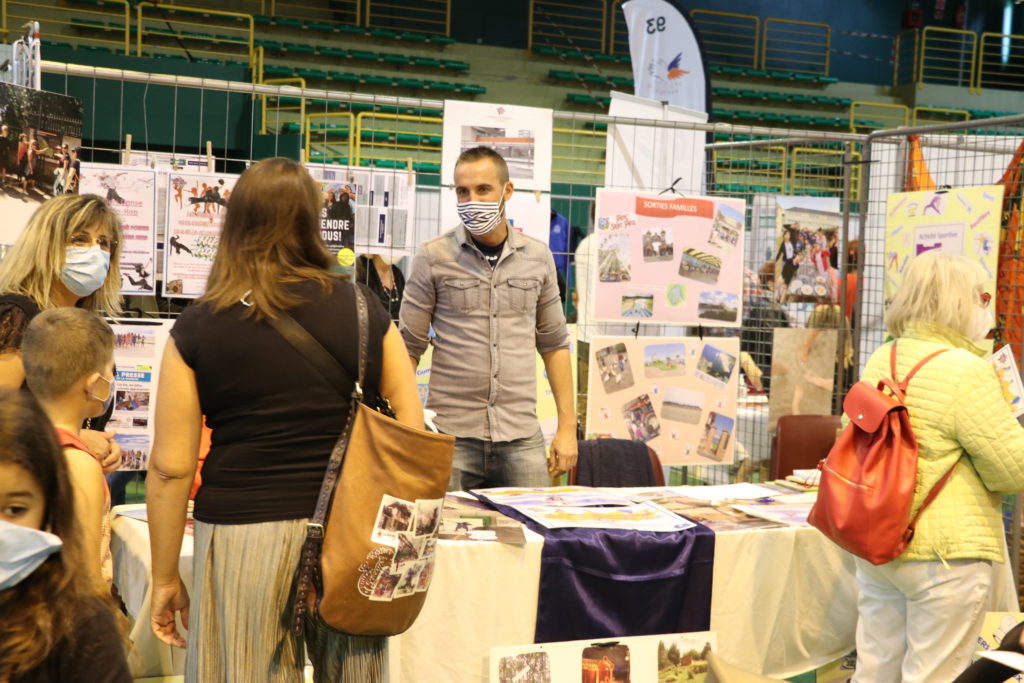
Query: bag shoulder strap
889,341,949,395
904,460,959,542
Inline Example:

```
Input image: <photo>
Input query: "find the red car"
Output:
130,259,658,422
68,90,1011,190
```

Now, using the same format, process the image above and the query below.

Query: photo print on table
695,343,737,388
498,652,551,683
677,247,721,285
642,227,674,262
415,557,435,592
598,233,631,282
393,562,422,599
620,292,654,319
622,393,661,443
697,290,739,323
698,411,735,461
708,203,743,251
661,386,705,425
582,644,630,683
595,342,635,394
658,636,714,680
414,498,443,537
370,494,415,546
644,342,687,378
393,531,422,564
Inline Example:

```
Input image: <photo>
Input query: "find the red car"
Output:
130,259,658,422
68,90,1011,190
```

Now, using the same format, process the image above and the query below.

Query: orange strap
889,341,948,394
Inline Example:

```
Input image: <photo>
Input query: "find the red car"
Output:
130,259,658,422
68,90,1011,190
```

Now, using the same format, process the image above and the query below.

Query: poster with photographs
490,631,717,683
306,163,416,264
772,196,842,303
366,494,444,602
593,190,745,326
79,163,158,296
0,83,83,252
439,186,552,244
767,328,838,433
441,100,553,192
109,320,171,471
884,185,1003,302
586,335,740,465
162,172,238,298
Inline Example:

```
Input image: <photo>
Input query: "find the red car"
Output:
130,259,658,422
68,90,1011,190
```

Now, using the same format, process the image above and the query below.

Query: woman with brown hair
147,157,422,682
0,193,124,472
0,388,130,682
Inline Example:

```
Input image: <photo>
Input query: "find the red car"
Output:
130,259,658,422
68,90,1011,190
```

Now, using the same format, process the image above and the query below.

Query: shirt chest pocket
502,277,540,314
442,277,481,314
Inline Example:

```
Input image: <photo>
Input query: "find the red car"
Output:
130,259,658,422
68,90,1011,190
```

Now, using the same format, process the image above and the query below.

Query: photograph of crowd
772,197,842,303
677,248,721,285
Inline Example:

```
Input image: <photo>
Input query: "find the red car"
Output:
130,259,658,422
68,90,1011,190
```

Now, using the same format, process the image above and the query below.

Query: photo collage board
593,189,745,326
586,335,740,466
163,171,239,298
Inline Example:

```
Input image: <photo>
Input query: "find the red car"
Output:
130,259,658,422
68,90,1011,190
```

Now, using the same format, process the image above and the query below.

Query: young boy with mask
21,307,116,589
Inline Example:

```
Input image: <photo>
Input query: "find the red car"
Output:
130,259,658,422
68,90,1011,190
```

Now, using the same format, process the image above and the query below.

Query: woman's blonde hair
0,194,123,314
885,250,986,339
200,157,336,318
807,303,855,368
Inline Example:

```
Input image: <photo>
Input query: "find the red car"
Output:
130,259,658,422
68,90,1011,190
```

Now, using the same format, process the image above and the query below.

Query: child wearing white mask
21,307,117,590
0,388,130,682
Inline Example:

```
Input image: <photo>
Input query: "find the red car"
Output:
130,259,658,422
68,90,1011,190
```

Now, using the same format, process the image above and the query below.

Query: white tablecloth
111,503,1017,680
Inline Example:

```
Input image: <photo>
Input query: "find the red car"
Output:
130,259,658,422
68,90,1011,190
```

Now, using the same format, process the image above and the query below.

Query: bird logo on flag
666,53,688,79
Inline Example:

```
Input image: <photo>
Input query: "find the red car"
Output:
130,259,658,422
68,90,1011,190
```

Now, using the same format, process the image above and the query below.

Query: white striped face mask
456,184,508,236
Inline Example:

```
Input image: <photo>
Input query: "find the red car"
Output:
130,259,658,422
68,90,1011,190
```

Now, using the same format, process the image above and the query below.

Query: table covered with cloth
110,500,1017,681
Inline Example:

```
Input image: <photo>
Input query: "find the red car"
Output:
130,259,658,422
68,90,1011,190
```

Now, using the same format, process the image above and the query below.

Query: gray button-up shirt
399,224,570,441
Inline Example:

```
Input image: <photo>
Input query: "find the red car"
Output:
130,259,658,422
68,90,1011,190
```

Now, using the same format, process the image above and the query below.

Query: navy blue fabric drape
481,499,716,643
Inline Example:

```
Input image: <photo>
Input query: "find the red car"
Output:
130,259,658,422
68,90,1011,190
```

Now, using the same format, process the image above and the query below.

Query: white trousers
852,557,992,683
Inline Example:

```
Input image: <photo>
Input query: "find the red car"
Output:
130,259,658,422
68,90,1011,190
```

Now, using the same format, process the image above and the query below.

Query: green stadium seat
764,92,789,103
738,89,764,100
363,74,393,86
583,122,608,131
382,53,410,65
745,68,769,78
459,84,486,94
415,57,442,68
285,43,315,55
443,60,470,70
298,68,328,79
762,113,787,123
789,94,815,104
567,93,599,105
817,75,839,84
349,49,377,61
307,21,336,32
253,14,273,25
264,65,295,77
767,70,795,80
395,77,423,89
609,76,633,88
276,17,305,29
793,73,818,83
429,35,455,45
319,46,347,58
426,81,456,92
370,28,398,39
339,25,365,36
721,66,745,76
255,40,282,51
400,31,428,42
330,72,361,84
549,69,574,81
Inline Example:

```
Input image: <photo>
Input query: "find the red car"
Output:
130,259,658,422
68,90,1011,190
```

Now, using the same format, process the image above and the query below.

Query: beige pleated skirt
185,518,386,683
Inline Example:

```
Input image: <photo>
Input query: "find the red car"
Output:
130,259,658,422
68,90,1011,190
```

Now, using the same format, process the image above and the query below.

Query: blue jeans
448,429,549,491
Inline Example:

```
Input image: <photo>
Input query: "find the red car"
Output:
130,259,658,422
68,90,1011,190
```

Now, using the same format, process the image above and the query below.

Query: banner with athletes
621,0,710,114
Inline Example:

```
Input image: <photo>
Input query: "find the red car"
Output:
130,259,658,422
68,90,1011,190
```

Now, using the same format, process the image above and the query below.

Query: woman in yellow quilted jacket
853,251,1024,681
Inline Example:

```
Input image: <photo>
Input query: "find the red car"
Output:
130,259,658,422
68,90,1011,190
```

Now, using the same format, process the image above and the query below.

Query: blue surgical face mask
61,245,110,297
0,520,62,590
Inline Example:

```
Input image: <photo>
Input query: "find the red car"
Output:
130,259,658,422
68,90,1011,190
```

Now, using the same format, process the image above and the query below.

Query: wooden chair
568,439,666,487
769,414,841,481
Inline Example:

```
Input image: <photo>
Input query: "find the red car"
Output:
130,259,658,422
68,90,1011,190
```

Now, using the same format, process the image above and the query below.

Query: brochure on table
306,163,415,261
162,171,238,298
108,319,172,471
441,100,553,192
989,345,1024,418
884,185,1003,301
593,189,745,326
491,630,717,683
586,335,740,465
79,163,158,296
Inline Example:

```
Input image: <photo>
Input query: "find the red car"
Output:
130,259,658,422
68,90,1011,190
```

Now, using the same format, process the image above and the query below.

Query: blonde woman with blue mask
0,193,124,474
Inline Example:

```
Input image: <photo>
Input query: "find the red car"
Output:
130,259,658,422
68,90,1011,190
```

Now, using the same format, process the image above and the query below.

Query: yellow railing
136,2,253,62
917,26,976,90
251,44,263,89
691,10,760,69
552,125,606,184
269,0,359,27
260,77,305,136
607,0,628,56
353,111,442,168
849,101,909,133
5,0,131,54
529,0,607,55
975,31,1024,92
305,112,355,166
712,146,787,192
790,147,860,199
760,18,830,75
910,106,970,127
892,28,919,86
366,0,449,37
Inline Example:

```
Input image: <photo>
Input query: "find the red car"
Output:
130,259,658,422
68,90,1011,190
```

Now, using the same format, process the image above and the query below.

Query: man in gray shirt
400,147,577,490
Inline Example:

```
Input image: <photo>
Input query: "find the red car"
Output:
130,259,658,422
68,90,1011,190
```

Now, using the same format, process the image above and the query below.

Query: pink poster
592,190,745,327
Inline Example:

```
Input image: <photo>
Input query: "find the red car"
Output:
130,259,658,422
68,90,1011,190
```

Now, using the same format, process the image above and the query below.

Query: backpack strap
889,341,949,393
903,460,958,544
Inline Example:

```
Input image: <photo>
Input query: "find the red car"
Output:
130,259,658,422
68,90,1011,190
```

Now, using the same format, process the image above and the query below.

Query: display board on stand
162,171,238,298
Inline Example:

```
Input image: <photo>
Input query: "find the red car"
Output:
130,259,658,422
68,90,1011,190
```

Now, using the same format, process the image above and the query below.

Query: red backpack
808,342,957,565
